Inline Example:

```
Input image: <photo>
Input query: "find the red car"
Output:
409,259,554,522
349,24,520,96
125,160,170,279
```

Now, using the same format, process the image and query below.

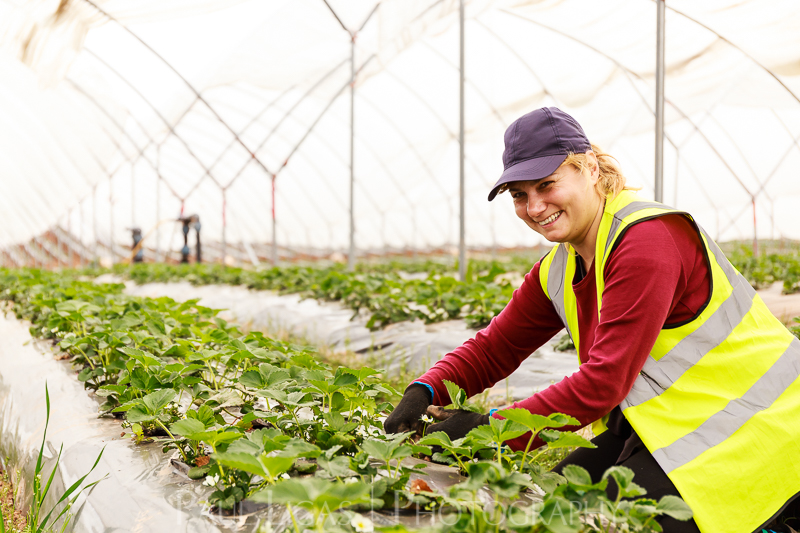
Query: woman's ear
585,150,599,181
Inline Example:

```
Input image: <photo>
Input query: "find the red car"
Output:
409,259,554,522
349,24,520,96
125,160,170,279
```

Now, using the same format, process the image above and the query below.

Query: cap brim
488,154,567,201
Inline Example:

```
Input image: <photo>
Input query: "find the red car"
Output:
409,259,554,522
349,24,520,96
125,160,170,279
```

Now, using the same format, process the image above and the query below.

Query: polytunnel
2,0,800,268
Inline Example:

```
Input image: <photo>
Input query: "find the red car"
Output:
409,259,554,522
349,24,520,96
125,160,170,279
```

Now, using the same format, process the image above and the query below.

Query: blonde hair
496,144,637,199
562,144,638,198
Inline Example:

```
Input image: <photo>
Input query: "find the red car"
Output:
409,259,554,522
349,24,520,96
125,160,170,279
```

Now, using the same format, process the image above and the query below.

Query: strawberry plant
0,267,694,531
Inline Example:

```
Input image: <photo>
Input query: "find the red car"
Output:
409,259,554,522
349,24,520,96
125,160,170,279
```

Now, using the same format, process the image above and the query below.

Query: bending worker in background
384,107,800,533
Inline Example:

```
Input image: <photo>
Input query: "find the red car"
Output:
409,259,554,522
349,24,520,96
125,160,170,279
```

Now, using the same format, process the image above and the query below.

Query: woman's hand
383,384,431,434
424,405,489,441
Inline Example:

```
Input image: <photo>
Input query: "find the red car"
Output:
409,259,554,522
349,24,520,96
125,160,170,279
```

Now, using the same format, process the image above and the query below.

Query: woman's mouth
538,211,563,227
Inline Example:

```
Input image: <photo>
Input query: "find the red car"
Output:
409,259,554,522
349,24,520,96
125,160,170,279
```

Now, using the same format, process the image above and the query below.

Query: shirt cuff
412,381,435,403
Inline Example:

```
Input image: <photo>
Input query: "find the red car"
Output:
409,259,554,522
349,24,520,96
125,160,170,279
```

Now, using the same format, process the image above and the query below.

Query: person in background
384,107,800,533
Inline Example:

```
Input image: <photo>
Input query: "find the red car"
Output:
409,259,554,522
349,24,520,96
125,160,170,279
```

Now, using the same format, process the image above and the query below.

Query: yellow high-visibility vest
538,190,800,532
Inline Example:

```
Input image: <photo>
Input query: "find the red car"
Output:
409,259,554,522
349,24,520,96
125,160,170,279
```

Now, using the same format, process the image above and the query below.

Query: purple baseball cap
488,107,591,201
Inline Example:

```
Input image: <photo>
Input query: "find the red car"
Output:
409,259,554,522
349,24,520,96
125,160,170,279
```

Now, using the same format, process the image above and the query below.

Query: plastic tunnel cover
1,0,800,259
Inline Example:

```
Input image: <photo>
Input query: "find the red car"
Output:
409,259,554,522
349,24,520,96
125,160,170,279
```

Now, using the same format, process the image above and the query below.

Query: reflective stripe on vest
538,190,800,533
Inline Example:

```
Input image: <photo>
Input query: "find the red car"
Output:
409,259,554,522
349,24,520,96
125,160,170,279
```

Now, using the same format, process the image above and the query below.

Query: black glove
384,383,432,435
424,405,490,441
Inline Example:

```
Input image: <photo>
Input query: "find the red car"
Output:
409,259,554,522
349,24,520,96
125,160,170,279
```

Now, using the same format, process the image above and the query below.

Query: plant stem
205,361,219,390
287,504,301,533
519,431,539,470
156,420,189,463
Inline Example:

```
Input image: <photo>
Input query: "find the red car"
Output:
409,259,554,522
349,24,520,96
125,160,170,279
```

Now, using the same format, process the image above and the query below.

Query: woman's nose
527,193,546,218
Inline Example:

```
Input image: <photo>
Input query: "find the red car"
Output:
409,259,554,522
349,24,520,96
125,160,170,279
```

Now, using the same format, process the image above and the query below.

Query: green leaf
360,439,390,462
322,411,345,432
187,465,210,480
186,404,217,428
141,389,176,414
343,367,379,381
307,380,334,395
77,367,93,382
466,425,495,445
238,369,264,389
119,347,162,368
417,431,453,449
213,452,293,479
170,418,206,437
249,477,371,510
332,369,358,388
561,464,593,488
539,430,596,450
279,440,321,459
488,417,527,444
656,494,694,520
442,380,466,409
206,389,243,409
185,429,243,449
227,438,261,455
316,455,353,478
538,497,581,533
498,409,578,439
602,465,636,493
126,405,155,423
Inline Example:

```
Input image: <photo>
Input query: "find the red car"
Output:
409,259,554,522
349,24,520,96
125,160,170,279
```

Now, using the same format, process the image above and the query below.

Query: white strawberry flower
420,414,433,424
350,515,374,533
203,474,221,487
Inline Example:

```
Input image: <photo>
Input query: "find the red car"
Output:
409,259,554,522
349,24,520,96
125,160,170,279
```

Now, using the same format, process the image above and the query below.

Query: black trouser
552,430,800,533
552,430,702,533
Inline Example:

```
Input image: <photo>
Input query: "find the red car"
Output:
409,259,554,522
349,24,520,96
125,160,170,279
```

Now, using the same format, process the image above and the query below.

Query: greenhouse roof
2,0,800,261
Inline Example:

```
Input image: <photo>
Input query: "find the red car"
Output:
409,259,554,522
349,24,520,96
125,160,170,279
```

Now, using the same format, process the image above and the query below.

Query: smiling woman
386,106,800,533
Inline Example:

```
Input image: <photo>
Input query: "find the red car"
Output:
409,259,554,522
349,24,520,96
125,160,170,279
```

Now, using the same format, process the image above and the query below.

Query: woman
384,107,800,533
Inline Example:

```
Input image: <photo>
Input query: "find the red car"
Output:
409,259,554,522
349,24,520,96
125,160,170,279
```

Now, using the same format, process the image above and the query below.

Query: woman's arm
414,260,565,405
501,215,709,450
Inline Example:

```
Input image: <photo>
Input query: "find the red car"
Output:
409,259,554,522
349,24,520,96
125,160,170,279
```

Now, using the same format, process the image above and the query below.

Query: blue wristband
413,381,435,403
489,408,498,417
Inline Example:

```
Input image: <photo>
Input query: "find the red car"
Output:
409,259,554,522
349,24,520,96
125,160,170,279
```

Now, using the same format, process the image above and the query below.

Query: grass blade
48,476,107,528
37,446,105,532
36,444,63,514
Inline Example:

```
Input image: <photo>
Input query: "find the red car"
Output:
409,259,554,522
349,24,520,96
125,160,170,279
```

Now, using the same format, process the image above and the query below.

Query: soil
0,468,27,533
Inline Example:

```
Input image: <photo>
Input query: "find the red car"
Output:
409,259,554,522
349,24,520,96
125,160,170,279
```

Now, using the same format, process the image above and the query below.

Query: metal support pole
93,185,98,264
221,187,227,264
55,223,61,269
654,0,666,203
156,179,161,261
348,34,356,271
458,0,467,281
752,197,758,256
79,200,84,268
322,0,378,269
131,163,136,228
271,174,277,265
109,177,115,265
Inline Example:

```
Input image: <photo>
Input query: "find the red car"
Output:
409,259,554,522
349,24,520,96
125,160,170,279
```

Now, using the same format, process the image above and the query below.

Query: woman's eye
539,181,553,189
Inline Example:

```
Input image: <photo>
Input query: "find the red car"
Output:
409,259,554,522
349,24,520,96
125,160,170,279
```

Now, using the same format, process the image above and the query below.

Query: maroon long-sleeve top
415,214,711,451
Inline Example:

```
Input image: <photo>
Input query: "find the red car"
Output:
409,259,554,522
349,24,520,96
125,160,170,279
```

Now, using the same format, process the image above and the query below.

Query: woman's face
508,157,603,247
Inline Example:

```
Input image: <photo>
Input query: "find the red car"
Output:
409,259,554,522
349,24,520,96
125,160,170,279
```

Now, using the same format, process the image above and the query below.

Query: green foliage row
726,246,800,293
0,267,692,532
89,246,799,334
103,259,530,330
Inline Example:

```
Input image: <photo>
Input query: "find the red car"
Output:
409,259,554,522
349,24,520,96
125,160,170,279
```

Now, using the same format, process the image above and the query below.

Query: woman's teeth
539,211,562,226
